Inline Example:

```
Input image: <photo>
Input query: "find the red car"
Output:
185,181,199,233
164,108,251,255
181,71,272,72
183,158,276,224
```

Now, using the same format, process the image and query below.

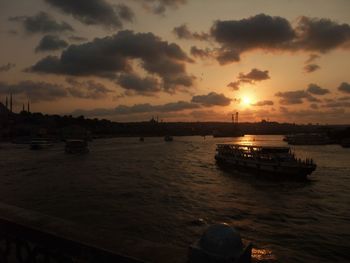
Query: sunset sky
1,0,350,123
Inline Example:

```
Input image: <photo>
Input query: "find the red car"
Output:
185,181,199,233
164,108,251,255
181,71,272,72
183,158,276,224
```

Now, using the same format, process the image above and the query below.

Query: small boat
30,138,53,150
139,137,144,142
215,144,316,180
65,139,89,154
164,135,173,142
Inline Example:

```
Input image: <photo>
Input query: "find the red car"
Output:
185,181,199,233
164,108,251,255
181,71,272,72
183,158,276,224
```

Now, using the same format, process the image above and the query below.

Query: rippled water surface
0,135,349,262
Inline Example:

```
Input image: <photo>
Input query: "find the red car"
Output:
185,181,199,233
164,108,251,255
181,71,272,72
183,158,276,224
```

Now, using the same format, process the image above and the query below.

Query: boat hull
215,155,315,180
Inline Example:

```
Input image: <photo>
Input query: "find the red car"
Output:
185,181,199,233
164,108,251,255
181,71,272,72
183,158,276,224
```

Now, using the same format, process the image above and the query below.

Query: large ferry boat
215,144,316,180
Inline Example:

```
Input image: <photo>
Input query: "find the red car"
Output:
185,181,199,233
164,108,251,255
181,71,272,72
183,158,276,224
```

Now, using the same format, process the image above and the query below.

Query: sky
0,0,350,124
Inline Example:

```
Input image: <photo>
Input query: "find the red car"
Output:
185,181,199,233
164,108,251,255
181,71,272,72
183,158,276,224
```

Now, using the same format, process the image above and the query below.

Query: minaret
235,112,239,124
10,93,13,113
27,100,30,113
22,103,25,112
5,96,8,109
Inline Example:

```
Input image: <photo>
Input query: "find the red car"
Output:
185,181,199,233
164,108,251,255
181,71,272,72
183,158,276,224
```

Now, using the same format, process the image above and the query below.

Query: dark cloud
252,100,274,106
238,68,270,82
304,64,320,73
210,14,295,63
73,100,199,117
227,68,270,90
35,35,68,52
307,83,330,95
69,36,88,42
338,96,350,101
173,24,209,40
190,46,213,59
0,80,67,102
66,78,113,99
227,81,240,91
0,79,112,102
305,54,320,63
9,12,73,34
116,73,161,96
191,92,232,106
116,4,135,23
44,0,133,28
28,30,194,93
294,16,350,52
0,63,16,72
275,90,319,105
338,82,350,93
323,101,350,108
207,14,350,64
135,0,186,14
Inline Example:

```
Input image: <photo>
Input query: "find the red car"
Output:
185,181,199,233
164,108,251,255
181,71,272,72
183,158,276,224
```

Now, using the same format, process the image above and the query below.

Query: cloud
0,79,113,102
275,90,319,105
338,96,350,101
210,14,295,63
323,101,350,108
238,68,270,83
304,64,320,73
35,35,68,52
305,54,320,63
135,0,186,14
66,78,113,99
191,92,232,106
115,73,161,96
207,14,350,64
0,80,68,102
72,100,200,117
252,100,274,106
44,0,134,28
28,30,194,93
190,46,213,59
227,68,270,90
294,16,350,52
227,81,240,91
69,36,88,42
9,12,73,34
0,63,16,72
338,82,350,93
173,24,209,40
278,107,348,123
307,83,330,95
310,103,319,109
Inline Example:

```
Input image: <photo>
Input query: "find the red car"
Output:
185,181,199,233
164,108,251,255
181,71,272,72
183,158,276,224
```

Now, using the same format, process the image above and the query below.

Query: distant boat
164,135,173,142
139,137,144,142
284,133,330,145
65,140,89,154
215,144,316,180
30,138,53,150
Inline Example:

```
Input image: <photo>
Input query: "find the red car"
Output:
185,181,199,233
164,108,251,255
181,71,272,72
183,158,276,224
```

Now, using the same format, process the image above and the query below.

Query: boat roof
217,144,290,150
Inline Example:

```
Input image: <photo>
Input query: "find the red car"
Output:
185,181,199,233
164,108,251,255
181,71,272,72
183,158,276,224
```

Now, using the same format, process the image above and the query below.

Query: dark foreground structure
0,203,189,263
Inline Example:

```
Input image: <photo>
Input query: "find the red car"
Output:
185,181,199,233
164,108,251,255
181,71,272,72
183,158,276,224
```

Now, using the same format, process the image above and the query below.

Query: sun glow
242,96,252,106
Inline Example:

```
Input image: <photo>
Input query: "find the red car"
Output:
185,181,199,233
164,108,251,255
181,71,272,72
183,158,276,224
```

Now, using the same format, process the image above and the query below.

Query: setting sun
242,96,252,106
